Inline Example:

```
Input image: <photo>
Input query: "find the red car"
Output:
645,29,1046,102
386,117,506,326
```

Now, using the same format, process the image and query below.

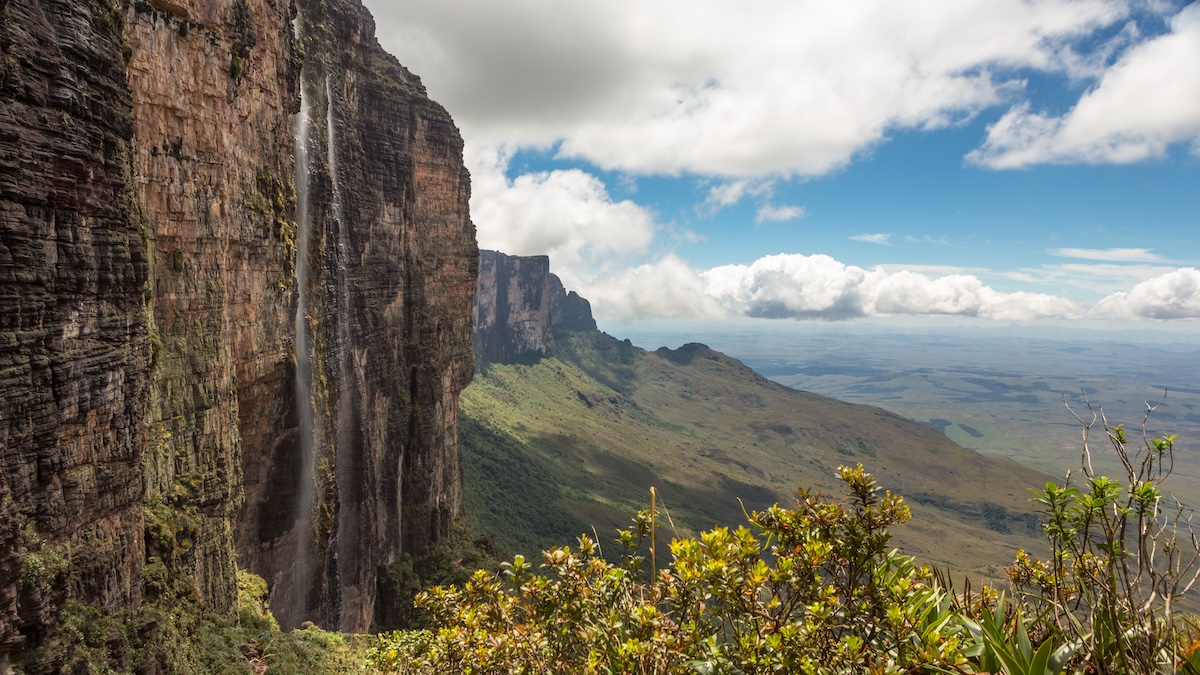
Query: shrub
371,398,1200,674
1006,398,1200,674
373,465,972,674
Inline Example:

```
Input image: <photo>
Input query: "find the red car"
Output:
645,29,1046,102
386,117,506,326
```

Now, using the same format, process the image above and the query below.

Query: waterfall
326,73,356,624
325,74,349,363
284,16,316,629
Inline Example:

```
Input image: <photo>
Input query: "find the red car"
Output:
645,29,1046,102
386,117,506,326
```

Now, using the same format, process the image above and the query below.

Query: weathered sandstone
0,0,476,664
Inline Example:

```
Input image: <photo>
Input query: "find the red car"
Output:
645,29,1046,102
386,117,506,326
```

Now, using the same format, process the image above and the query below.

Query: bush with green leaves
370,464,977,674
1006,398,1200,674
371,402,1200,674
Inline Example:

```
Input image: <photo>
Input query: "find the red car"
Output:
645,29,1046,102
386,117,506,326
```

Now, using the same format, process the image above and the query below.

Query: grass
461,331,1055,582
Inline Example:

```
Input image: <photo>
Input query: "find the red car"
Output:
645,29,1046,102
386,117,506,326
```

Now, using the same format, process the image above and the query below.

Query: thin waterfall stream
326,73,356,615
286,18,316,628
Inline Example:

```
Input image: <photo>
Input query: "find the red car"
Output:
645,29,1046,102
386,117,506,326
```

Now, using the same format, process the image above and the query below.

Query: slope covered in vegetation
460,330,1053,579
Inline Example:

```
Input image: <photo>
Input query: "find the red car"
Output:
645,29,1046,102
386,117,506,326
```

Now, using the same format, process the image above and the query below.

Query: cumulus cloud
467,146,656,269
369,0,1135,178
851,233,895,245
578,255,731,323
1094,267,1200,319
581,257,1200,324
970,4,1200,168
755,204,806,223
1048,247,1165,262
360,0,1198,328
578,253,1088,323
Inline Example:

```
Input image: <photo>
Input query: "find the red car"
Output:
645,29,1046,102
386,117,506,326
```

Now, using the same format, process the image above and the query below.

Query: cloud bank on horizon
367,0,1200,324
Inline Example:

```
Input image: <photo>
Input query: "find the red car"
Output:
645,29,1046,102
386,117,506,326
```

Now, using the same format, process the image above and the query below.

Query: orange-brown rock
0,0,476,664
126,0,301,623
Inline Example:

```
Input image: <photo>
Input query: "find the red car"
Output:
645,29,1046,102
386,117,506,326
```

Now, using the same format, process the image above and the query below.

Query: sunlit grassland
460,331,1055,585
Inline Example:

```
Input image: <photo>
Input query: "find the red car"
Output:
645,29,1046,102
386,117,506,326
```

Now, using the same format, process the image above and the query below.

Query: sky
363,0,1200,329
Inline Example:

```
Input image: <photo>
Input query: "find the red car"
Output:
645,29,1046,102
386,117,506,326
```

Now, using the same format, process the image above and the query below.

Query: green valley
460,328,1053,582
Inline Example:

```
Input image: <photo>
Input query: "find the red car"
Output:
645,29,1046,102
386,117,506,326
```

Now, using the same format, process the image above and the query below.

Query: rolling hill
460,327,1055,581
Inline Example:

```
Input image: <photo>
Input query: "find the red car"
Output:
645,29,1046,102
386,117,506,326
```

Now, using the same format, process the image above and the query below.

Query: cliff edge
0,0,476,666
472,249,596,369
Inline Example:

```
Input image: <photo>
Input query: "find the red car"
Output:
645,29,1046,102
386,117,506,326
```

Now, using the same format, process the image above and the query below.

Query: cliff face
472,250,596,367
0,0,150,657
126,0,301,624
235,0,477,631
473,250,554,367
0,0,475,663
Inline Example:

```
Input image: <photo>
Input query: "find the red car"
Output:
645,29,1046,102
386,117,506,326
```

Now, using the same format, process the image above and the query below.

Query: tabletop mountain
466,251,1052,576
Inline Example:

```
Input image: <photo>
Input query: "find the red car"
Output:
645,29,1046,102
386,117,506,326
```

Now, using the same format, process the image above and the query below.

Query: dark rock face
232,0,478,632
473,250,554,367
126,0,302,625
0,0,150,664
549,273,598,340
472,250,598,366
0,0,476,661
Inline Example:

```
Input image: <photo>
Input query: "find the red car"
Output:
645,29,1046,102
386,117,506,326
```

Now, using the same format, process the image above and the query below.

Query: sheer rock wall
0,0,476,663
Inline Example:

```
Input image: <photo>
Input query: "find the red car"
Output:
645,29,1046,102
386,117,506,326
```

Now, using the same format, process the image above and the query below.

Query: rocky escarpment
473,250,596,368
236,0,477,632
0,0,475,665
473,250,554,367
0,0,150,664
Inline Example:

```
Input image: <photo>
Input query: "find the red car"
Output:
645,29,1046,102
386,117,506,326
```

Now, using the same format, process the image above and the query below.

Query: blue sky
364,0,1200,326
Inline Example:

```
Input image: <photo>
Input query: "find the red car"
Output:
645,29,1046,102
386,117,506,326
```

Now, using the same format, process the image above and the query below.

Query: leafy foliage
374,405,1200,674
372,465,977,674
376,518,502,630
33,569,373,674
1005,398,1200,674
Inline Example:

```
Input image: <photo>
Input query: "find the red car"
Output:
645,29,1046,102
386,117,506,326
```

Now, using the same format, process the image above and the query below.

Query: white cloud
999,262,1178,295
467,146,656,269
368,0,1135,178
1094,267,1200,319
359,0,1199,328
903,235,955,246
578,255,731,322
851,233,894,245
970,3,1200,168
703,180,753,209
876,263,989,276
755,204,806,223
700,179,776,216
578,253,1087,323
1047,247,1165,262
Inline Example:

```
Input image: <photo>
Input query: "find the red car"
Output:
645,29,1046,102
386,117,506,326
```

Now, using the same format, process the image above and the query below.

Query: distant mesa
550,273,598,337
473,250,597,369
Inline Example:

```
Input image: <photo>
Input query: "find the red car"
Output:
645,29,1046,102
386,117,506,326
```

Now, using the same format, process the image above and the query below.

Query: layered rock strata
0,0,476,664
473,250,554,367
238,0,477,631
0,0,150,662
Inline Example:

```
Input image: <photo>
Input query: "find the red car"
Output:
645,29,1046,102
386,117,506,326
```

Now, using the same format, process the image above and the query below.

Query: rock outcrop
0,0,151,663
473,250,554,367
0,0,476,664
472,250,596,367
549,273,597,340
